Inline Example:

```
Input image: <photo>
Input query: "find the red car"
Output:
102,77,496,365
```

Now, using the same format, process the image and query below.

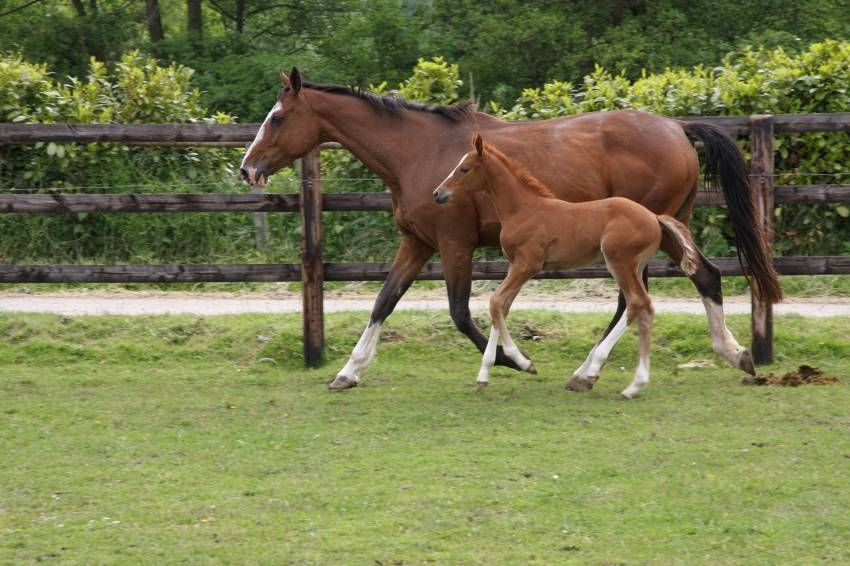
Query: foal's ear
279,68,290,88
473,133,484,157
290,66,303,94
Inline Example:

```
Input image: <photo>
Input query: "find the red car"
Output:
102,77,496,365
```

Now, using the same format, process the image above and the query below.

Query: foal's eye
270,115,284,126
460,165,469,173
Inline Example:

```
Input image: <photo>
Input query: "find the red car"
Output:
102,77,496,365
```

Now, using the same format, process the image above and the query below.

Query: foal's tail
657,215,699,276
679,122,782,303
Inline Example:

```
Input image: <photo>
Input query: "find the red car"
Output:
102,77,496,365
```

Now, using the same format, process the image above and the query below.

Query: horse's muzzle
433,186,452,204
240,166,268,188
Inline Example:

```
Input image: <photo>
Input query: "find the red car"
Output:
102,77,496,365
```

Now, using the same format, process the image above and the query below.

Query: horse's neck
310,91,449,187
484,160,544,223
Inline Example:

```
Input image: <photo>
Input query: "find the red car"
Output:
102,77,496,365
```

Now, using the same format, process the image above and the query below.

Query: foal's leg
441,245,528,372
611,264,655,399
331,236,434,389
567,269,648,391
620,306,653,399
476,264,538,388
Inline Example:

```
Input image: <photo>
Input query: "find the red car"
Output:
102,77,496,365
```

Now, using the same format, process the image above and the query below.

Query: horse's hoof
619,391,636,400
495,348,525,372
738,350,756,376
526,363,537,375
565,375,597,392
476,381,488,390
328,375,358,390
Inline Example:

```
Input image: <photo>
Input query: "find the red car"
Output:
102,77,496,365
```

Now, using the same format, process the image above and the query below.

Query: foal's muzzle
433,186,452,204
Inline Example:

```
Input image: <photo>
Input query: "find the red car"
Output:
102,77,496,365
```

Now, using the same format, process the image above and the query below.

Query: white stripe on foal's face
438,151,473,192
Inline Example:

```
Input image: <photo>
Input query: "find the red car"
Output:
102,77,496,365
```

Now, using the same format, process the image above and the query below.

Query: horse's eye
460,165,469,173
270,115,284,126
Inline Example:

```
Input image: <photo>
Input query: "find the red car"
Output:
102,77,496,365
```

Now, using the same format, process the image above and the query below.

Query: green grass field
1,310,849,564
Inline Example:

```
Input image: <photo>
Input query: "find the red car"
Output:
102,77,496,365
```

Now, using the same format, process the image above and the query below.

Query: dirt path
1,292,849,317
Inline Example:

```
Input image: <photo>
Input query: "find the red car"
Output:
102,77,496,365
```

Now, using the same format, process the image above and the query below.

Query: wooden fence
2,113,850,367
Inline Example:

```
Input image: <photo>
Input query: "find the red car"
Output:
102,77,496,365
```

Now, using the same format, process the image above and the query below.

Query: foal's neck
483,157,553,223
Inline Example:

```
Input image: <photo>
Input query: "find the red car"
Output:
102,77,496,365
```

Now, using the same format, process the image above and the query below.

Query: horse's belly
543,243,602,270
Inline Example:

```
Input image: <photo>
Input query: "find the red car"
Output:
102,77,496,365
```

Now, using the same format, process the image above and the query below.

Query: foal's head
433,133,487,204
240,67,323,188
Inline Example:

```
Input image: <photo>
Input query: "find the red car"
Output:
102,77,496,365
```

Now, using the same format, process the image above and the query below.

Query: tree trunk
187,0,203,40
235,0,245,33
146,0,165,43
71,0,86,16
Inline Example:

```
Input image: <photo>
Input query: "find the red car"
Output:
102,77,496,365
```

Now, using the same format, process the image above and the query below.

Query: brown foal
434,134,700,398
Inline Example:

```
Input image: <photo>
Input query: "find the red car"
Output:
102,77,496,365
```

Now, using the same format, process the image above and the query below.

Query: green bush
0,52,297,264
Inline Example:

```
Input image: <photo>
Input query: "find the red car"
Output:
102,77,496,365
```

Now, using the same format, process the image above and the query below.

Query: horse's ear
473,133,484,156
279,69,290,88
290,67,303,94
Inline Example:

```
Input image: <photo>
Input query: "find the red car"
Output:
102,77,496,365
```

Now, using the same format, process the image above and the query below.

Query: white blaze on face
436,152,471,198
240,101,283,174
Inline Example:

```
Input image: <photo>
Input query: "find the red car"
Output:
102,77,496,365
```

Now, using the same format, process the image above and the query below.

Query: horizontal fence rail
1,185,850,214
1,257,848,284
2,112,849,366
3,113,850,144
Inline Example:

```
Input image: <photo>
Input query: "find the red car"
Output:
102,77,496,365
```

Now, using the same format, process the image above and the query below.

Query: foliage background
0,1,849,265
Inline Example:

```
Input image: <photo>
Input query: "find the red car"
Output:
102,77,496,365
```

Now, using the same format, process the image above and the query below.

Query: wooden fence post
749,115,775,365
300,149,324,367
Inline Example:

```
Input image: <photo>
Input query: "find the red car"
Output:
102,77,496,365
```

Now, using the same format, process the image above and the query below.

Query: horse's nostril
239,167,250,181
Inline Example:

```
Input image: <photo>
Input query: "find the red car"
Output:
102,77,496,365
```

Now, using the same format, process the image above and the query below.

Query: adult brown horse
240,68,782,390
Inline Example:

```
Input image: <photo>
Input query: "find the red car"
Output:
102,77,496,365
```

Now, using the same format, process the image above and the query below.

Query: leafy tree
427,0,849,106
0,0,144,79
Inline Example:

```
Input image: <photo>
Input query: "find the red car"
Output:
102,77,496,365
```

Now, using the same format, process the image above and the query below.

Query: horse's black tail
681,122,783,304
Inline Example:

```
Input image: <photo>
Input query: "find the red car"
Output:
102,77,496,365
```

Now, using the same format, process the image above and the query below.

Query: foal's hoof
565,375,598,392
476,381,488,390
526,363,537,375
737,350,756,376
328,374,358,390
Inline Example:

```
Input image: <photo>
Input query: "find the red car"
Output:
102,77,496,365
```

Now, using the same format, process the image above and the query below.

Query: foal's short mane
282,81,475,122
483,143,557,199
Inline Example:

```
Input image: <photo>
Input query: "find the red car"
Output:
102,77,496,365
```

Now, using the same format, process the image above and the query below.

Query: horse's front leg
330,236,435,389
441,246,529,372
478,263,538,387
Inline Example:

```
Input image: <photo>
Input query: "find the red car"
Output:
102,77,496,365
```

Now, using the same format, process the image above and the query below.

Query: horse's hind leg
566,301,630,392
330,236,434,389
686,249,755,375
567,268,648,391
620,305,653,399
608,263,654,399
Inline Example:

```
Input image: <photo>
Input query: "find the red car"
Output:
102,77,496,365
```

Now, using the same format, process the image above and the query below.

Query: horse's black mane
288,81,475,122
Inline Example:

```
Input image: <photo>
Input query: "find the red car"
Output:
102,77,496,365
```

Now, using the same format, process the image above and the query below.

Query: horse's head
433,133,486,204
239,67,323,188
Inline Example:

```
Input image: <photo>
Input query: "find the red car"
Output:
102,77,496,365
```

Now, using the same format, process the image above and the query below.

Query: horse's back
483,110,698,216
